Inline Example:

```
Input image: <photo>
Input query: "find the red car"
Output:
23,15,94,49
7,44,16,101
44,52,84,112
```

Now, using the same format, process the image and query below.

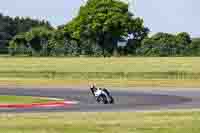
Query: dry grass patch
0,111,199,133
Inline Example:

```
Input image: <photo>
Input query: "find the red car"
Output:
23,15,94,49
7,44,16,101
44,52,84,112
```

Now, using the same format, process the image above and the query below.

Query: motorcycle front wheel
97,95,108,104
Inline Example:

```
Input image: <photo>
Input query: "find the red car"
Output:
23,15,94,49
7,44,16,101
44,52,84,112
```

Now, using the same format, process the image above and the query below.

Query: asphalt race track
0,87,200,113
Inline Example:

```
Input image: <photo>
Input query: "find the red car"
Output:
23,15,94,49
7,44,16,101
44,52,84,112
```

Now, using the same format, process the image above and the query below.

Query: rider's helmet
90,84,97,90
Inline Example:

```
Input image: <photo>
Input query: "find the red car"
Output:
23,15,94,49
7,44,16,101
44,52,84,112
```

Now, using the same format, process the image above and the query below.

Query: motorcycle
90,87,114,104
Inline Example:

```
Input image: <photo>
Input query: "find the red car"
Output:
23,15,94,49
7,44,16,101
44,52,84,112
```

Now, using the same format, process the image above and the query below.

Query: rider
90,84,97,96
90,84,110,97
90,84,104,97
90,84,114,104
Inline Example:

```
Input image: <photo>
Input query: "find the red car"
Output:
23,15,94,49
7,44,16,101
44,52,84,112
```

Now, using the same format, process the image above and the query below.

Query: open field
1,57,200,72
0,57,200,80
0,57,200,88
0,111,199,133
0,95,62,104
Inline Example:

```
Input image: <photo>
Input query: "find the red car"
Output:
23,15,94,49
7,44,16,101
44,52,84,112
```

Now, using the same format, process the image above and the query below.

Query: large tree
64,0,149,56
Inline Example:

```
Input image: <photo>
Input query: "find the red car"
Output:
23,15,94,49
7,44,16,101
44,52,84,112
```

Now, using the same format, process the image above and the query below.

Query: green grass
0,57,199,72
0,95,62,104
0,111,199,133
0,57,200,80
2,79,200,88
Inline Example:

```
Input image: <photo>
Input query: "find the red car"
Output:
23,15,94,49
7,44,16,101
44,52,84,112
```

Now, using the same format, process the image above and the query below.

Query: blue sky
0,0,199,37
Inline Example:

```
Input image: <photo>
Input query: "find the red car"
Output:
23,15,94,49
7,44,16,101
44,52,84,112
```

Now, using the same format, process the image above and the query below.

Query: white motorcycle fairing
90,87,114,104
94,89,109,99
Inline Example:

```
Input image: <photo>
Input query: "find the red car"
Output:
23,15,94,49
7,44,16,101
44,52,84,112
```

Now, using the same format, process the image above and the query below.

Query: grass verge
1,79,200,89
0,111,199,133
0,95,62,104
1,71,200,80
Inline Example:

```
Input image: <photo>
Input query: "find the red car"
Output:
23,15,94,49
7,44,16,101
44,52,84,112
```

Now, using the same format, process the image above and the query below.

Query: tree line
0,13,52,53
3,0,200,57
136,32,198,56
